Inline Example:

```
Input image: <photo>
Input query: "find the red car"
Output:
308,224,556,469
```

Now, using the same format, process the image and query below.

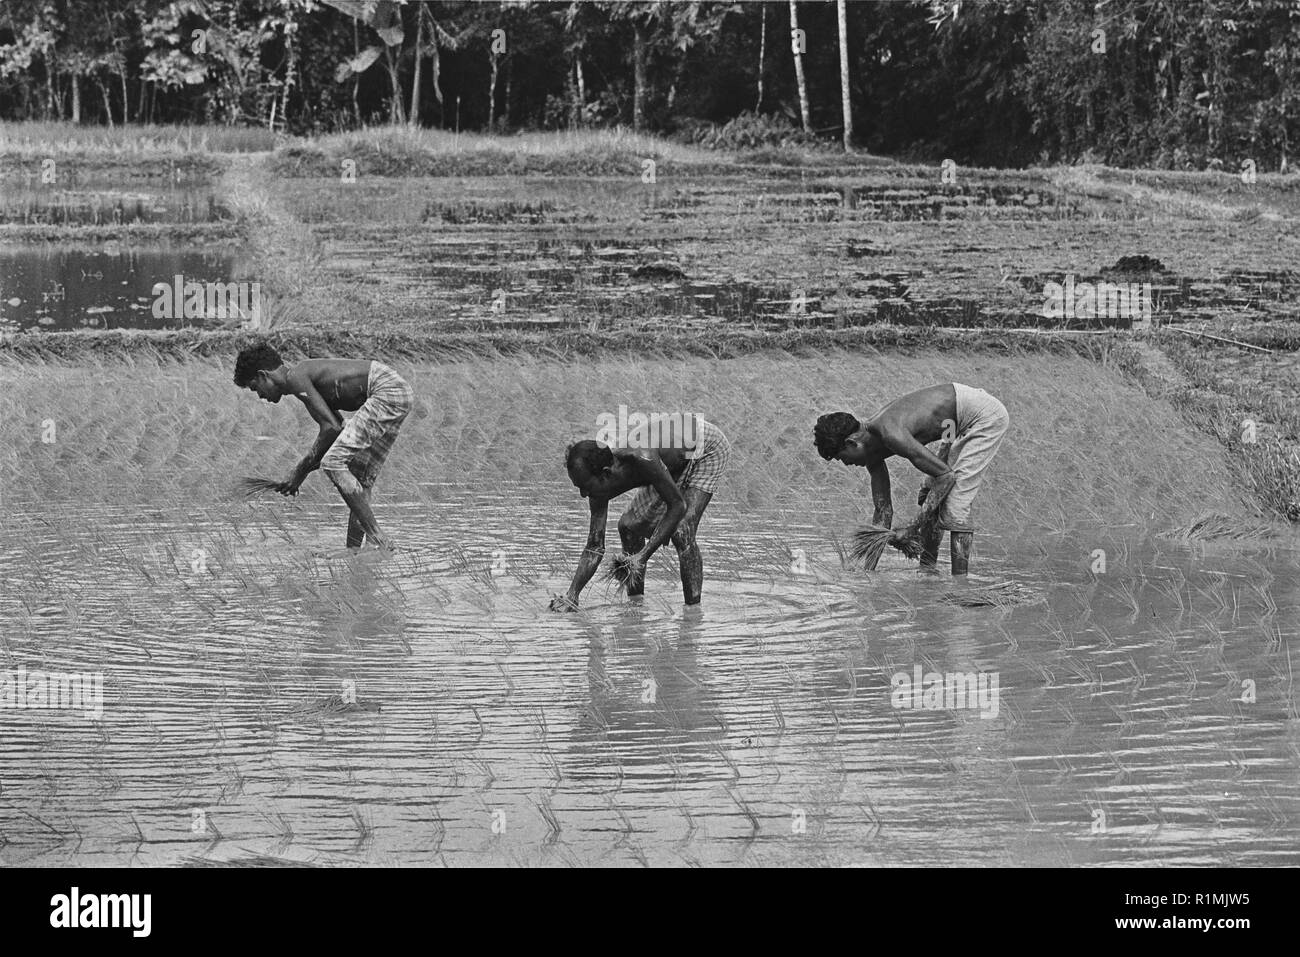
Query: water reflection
0,501,1298,866
0,244,246,331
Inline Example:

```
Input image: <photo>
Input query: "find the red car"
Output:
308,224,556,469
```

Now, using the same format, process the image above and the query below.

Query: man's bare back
572,418,701,502
861,384,957,456
815,382,1008,576
608,443,693,488
279,358,374,413
554,415,729,610
234,345,410,552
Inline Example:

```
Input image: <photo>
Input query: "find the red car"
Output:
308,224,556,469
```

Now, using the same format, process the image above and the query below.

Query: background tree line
1,0,1298,168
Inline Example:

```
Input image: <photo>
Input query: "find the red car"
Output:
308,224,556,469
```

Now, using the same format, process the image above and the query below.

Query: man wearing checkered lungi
234,344,413,551
551,412,732,609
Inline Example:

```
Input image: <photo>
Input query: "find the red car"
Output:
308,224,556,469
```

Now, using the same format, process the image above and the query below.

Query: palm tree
837,0,852,150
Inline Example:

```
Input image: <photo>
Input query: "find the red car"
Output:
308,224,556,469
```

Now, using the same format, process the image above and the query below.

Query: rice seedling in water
940,580,1042,607
237,476,291,498
1162,511,1279,544
848,512,938,567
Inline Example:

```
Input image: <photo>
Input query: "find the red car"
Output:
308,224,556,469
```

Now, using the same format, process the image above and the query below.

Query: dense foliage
1,0,1298,167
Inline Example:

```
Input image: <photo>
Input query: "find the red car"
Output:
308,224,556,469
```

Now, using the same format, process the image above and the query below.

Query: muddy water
0,244,246,331
3,353,1299,865
1,496,1298,867
296,173,1300,333
9,168,1298,334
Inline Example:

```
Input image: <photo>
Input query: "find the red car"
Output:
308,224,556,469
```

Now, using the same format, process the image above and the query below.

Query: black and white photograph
0,0,1295,918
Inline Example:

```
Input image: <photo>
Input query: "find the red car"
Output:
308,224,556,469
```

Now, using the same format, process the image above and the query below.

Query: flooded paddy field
2,351,1298,866
0,243,249,332
4,159,1298,339
276,167,1300,334
0,165,249,333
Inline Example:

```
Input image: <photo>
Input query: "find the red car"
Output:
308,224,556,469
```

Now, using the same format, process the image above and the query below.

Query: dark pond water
0,244,248,331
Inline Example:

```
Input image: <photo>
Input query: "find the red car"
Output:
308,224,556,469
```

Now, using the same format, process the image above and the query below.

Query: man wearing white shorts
814,383,1009,575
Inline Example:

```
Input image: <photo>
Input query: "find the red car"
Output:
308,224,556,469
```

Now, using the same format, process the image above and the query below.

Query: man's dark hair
565,439,614,474
233,343,284,387
814,412,861,460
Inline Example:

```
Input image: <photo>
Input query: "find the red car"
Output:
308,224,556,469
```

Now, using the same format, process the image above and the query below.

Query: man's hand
277,478,301,496
548,593,579,612
888,521,924,559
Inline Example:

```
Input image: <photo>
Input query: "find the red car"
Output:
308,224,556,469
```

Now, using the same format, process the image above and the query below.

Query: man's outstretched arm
551,500,608,610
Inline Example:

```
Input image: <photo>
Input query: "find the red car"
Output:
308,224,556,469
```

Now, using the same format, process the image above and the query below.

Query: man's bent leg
919,524,944,571
951,531,973,576
671,488,713,605
345,487,370,548
937,397,1007,573
346,510,365,548
326,466,388,548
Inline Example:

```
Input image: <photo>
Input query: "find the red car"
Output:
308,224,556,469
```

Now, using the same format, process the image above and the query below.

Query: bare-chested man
234,344,414,549
814,383,1009,575
550,413,732,610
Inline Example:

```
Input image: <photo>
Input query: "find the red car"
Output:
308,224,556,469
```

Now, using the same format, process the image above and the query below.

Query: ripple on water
1,499,1298,866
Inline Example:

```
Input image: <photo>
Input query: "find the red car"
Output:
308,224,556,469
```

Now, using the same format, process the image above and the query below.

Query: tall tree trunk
633,23,647,131
503,55,512,128
97,77,114,127
790,1,810,132
430,30,443,113
576,56,586,126
837,0,852,151
44,57,57,119
383,44,405,125
352,19,361,126
756,3,766,112
280,26,297,133
409,7,423,126
71,73,81,123
488,52,499,131
119,69,130,122
574,53,585,128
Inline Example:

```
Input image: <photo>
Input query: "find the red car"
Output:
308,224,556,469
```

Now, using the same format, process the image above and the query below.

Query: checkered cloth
621,416,731,526
320,361,413,488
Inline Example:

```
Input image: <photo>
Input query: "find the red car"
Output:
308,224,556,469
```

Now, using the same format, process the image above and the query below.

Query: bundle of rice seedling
849,512,940,566
237,476,290,498
888,527,924,560
602,553,642,592
848,524,892,568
